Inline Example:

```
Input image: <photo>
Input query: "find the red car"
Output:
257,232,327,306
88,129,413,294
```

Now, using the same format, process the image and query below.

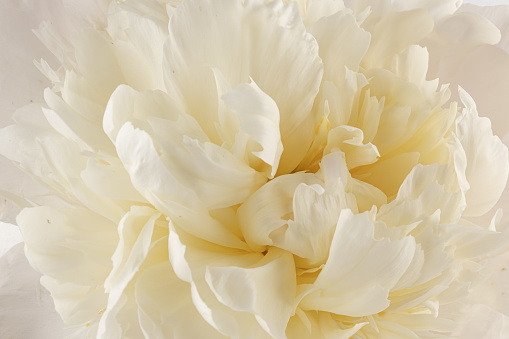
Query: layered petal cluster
1,0,509,338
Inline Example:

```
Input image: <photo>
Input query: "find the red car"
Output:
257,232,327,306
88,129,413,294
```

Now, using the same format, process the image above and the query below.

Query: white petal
16,207,118,326
107,1,169,90
392,0,462,21
456,88,509,217
0,0,67,123
424,9,509,138
358,3,434,67
222,80,283,178
237,172,320,252
167,225,273,338
163,0,323,174
206,248,296,339
0,243,65,338
299,210,416,316
456,304,509,339
107,86,266,211
104,206,163,295
135,262,227,339
0,222,23,257
116,120,265,212
98,235,169,339
309,10,370,82
324,125,380,170
378,163,466,225
98,207,167,339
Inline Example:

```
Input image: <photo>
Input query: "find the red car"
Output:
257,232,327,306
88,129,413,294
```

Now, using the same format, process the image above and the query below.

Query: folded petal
164,0,323,173
222,80,283,178
206,248,296,339
299,210,416,317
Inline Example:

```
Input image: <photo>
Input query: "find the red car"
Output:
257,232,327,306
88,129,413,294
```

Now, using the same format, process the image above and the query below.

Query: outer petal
392,0,462,21
135,261,227,339
456,88,509,217
17,207,118,327
0,0,68,123
423,8,509,138
0,243,65,338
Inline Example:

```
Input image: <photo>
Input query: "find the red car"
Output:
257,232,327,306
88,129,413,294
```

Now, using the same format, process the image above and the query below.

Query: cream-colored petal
222,80,283,178
424,9,509,138
309,10,370,82
294,0,345,26
378,163,466,226
357,2,434,67
237,172,320,252
459,4,509,53
107,1,169,91
17,207,118,326
163,0,323,174
206,248,296,339
18,207,118,285
98,234,169,339
0,243,65,338
43,88,114,154
392,0,461,20
324,125,380,170
167,225,273,339
299,210,416,317
456,88,509,217
135,262,227,339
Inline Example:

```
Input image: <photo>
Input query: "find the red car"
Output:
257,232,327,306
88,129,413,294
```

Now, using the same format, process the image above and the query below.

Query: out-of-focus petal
17,206,118,328
0,222,23,257
424,8,509,139
392,0,461,21
459,4,509,53
456,88,509,217
0,243,64,338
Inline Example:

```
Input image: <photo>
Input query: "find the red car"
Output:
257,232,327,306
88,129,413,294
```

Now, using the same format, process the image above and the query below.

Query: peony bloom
1,0,509,338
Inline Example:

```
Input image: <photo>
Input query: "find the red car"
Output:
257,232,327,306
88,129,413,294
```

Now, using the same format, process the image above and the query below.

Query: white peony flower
1,0,509,338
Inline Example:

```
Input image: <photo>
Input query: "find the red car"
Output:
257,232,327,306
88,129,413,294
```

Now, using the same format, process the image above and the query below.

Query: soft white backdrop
1,0,509,338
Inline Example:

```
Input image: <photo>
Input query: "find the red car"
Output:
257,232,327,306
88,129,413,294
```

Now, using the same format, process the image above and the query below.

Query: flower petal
206,248,296,339
456,88,509,217
17,206,118,326
135,262,227,339
0,243,65,338
222,80,283,178
299,210,416,317
163,0,323,174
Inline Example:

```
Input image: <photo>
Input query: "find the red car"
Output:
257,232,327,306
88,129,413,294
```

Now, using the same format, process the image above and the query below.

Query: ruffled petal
206,248,296,339
221,80,283,178
456,88,509,217
163,0,323,174
299,210,416,317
